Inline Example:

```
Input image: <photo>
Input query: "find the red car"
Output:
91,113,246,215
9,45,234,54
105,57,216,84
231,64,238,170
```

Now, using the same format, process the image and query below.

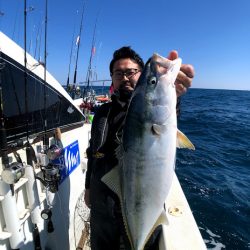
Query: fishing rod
23,2,35,141
0,0,28,194
43,0,48,146
38,23,43,63
39,0,64,235
73,0,86,85
24,0,29,142
66,30,76,87
0,85,24,246
0,2,41,249
0,88,9,169
83,16,98,97
25,1,42,248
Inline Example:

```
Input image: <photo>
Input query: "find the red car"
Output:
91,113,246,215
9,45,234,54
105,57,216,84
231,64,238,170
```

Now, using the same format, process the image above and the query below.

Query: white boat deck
160,174,206,249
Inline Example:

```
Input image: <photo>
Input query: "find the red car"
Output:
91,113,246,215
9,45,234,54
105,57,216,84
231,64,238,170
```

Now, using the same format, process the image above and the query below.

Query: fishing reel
40,208,54,233
35,144,63,234
75,86,81,96
36,144,62,193
40,164,60,193
1,162,25,184
1,136,37,185
66,84,81,98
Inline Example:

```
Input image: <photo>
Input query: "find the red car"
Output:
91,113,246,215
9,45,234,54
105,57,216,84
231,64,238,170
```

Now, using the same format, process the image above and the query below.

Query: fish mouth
151,54,172,76
151,53,182,87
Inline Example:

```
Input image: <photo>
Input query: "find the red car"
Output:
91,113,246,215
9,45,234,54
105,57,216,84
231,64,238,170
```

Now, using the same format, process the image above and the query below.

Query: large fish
102,54,194,250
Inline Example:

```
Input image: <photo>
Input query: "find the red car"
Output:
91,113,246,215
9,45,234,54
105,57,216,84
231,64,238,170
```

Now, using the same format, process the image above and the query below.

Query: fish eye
149,76,157,85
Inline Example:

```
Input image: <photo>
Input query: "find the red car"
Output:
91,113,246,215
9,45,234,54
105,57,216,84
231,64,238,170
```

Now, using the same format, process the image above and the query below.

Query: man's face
111,58,142,92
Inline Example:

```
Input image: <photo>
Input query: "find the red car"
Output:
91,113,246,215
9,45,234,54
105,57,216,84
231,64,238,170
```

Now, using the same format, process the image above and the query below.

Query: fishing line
38,20,44,63
12,2,20,39
27,6,35,54
34,19,42,60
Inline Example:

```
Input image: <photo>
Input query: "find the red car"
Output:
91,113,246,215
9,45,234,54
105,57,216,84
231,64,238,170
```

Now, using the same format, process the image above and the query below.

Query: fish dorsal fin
141,210,169,250
177,129,195,150
152,124,167,136
101,166,134,249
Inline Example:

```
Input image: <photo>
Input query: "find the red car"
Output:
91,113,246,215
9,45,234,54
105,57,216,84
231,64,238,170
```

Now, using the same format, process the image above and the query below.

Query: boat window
0,53,84,143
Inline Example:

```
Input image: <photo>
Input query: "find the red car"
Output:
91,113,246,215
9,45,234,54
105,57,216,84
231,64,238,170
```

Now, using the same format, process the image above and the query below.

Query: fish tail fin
141,210,169,250
177,129,195,150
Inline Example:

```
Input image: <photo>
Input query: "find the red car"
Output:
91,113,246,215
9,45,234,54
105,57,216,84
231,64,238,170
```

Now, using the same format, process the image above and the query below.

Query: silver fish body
102,54,189,250
122,54,181,250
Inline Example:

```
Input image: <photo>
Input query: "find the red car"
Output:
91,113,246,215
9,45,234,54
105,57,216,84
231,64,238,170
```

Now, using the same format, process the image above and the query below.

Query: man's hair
109,46,144,74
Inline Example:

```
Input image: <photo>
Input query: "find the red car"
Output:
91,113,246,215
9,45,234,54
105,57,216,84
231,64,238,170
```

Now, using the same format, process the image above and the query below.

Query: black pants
89,176,161,250
90,205,131,250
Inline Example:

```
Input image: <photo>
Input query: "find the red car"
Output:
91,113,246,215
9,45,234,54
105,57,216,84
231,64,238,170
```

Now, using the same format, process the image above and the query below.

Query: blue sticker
51,140,80,183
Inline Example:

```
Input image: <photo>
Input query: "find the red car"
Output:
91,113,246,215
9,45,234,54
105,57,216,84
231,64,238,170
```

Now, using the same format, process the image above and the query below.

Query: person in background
84,47,194,250
50,127,63,149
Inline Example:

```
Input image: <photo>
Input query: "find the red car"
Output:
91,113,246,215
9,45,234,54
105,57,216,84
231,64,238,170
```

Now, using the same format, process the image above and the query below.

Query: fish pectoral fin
152,124,167,136
101,166,122,200
177,129,195,150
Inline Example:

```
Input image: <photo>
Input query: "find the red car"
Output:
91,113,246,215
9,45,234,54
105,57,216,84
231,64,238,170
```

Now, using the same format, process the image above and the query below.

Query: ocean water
176,89,250,250
91,87,250,249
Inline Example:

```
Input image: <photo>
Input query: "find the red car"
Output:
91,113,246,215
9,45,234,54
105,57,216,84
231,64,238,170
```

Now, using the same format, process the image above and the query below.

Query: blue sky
1,0,250,90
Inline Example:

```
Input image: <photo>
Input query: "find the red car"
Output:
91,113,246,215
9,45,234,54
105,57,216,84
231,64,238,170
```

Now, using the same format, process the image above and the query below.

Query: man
84,47,194,250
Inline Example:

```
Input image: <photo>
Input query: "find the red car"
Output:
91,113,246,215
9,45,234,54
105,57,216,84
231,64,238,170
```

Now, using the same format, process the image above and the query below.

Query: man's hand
168,50,195,97
84,189,91,208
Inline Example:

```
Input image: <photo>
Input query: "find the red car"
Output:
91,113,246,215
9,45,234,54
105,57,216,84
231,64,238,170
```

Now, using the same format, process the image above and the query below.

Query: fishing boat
0,31,206,250
0,31,91,250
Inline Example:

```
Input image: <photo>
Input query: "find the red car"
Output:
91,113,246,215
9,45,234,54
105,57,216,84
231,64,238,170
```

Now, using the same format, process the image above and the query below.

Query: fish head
143,53,182,124
128,53,181,125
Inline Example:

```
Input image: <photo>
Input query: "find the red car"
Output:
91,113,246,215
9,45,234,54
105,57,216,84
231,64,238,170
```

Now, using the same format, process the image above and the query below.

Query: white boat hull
0,123,91,250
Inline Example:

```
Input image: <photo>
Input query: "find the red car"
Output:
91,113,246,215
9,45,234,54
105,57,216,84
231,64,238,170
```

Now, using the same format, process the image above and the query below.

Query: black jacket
85,94,129,190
